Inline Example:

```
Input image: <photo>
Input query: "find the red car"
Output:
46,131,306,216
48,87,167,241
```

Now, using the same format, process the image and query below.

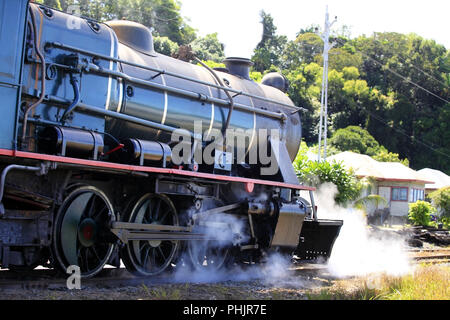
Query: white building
327,152,433,222
417,168,450,195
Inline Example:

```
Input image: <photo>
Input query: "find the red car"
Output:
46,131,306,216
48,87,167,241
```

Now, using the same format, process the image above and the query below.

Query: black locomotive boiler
0,0,342,278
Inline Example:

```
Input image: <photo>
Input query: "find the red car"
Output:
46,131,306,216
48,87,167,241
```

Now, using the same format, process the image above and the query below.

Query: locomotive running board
0,149,316,191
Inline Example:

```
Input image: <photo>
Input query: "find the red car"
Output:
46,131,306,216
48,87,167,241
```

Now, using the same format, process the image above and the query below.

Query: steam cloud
170,182,413,287
315,183,413,277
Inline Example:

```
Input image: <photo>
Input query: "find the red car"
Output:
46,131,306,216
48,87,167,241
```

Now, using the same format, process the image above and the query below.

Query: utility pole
317,6,337,162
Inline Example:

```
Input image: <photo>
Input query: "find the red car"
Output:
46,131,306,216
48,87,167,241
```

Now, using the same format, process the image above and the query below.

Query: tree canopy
251,10,288,72
254,12,449,174
329,126,409,166
36,0,197,45
190,33,225,63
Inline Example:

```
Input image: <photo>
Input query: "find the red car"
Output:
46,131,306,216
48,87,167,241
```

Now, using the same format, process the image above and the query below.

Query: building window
410,188,425,203
392,187,408,201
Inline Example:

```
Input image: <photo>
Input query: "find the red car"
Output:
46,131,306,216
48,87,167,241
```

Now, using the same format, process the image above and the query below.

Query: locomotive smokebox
223,57,254,80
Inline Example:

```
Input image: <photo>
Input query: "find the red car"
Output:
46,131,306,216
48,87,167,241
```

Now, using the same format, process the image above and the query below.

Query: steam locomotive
0,0,342,278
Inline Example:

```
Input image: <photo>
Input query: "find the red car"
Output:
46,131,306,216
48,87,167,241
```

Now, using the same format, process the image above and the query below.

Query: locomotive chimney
223,57,254,80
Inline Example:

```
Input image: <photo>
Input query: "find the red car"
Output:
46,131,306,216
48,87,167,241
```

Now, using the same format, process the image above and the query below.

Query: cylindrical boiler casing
104,22,302,161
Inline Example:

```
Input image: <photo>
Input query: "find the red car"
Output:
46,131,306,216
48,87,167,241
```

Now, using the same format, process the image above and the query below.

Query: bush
408,201,436,226
296,159,361,206
429,187,450,218
429,187,450,229
153,36,179,56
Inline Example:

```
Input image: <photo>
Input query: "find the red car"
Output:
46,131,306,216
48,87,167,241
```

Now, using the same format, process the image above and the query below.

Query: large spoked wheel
121,193,180,277
188,240,231,271
187,199,232,271
52,186,116,278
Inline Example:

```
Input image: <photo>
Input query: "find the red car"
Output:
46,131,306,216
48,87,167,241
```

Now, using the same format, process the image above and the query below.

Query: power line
329,38,450,158
370,39,448,88
261,32,450,159
363,109,450,159
397,57,448,87
335,38,450,105
279,36,449,102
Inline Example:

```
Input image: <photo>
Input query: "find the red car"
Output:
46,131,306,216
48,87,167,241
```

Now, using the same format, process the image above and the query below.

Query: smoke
171,208,296,285
171,250,302,288
199,212,249,245
170,212,298,286
171,182,413,286
171,211,249,283
315,183,413,278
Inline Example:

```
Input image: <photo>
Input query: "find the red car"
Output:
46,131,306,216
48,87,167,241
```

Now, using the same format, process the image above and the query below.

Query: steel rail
46,41,307,113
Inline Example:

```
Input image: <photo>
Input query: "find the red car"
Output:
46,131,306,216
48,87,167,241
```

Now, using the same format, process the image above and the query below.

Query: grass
140,284,182,300
307,264,450,300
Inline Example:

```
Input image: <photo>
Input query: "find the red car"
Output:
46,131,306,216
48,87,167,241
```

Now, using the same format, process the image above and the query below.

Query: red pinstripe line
0,149,315,191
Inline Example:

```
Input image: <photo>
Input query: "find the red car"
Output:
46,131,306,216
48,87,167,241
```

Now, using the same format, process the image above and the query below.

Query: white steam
172,250,301,288
171,182,413,286
172,208,297,285
315,183,413,277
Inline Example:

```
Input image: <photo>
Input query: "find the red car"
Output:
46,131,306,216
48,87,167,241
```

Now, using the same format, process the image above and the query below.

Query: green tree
351,33,449,173
39,0,197,45
315,48,363,72
372,149,409,166
329,126,409,165
35,0,62,10
330,126,381,156
190,33,225,63
251,11,288,72
281,32,323,69
153,36,179,56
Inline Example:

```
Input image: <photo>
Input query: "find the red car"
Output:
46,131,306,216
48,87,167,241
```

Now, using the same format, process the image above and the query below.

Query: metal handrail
83,62,286,121
46,41,307,113
45,95,192,137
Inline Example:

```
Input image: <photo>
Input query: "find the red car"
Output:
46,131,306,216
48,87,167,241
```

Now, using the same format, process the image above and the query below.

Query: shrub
408,201,436,226
296,159,361,206
429,187,450,218
428,187,450,229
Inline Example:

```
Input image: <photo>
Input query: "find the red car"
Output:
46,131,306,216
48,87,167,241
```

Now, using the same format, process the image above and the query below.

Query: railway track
408,247,450,264
0,262,331,291
0,248,448,291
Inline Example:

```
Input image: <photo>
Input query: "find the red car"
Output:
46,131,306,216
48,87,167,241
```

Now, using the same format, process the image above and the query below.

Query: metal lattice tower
317,6,337,162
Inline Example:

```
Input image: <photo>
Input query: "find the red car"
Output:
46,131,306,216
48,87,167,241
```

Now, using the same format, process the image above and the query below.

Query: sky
180,0,450,58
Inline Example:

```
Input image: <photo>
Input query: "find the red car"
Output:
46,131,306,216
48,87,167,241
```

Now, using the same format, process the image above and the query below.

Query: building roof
417,168,450,190
327,151,433,184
